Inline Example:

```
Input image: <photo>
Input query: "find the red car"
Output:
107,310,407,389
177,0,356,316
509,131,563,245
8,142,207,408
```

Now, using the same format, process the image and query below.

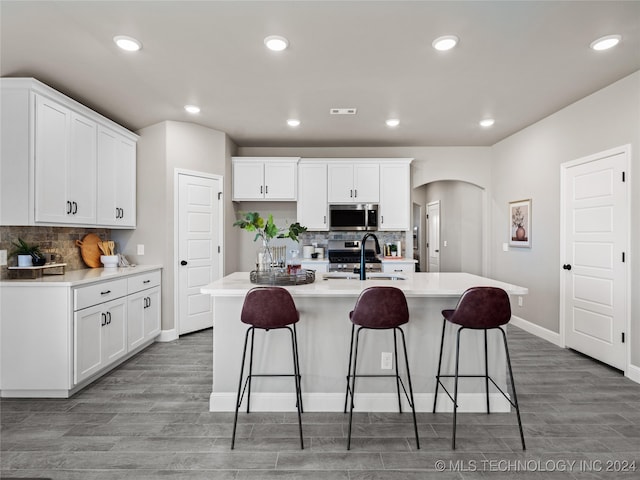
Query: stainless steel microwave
329,204,378,231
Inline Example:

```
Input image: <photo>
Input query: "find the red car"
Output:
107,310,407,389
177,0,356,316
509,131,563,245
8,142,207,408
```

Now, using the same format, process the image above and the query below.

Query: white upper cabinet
97,126,136,227
379,162,411,230
34,96,97,225
327,162,379,203
0,78,137,228
297,161,328,230
232,157,299,201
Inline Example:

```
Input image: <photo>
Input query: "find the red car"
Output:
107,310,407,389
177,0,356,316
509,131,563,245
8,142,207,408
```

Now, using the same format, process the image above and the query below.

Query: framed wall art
509,199,531,248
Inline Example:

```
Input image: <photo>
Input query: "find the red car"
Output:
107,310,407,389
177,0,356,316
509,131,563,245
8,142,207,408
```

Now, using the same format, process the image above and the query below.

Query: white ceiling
2,1,639,147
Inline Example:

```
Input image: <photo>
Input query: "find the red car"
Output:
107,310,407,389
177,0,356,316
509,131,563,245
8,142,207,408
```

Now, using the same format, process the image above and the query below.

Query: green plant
9,238,42,259
233,212,307,243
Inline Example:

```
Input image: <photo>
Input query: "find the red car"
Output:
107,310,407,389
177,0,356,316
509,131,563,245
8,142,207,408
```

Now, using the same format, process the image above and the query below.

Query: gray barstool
344,286,420,450
231,286,303,449
433,286,525,450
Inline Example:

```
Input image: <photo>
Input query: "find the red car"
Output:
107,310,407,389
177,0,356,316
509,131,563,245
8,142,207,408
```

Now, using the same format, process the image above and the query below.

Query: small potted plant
9,238,45,267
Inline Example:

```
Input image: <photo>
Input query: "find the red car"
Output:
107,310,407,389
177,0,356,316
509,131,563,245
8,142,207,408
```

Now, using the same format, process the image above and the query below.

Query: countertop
0,265,163,288
201,271,528,298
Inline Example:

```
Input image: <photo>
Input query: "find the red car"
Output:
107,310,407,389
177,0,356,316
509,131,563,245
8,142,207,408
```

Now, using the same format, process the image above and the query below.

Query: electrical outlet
443,240,448,247
137,244,145,255
381,352,393,370
518,296,523,307
503,243,509,252
0,249,7,266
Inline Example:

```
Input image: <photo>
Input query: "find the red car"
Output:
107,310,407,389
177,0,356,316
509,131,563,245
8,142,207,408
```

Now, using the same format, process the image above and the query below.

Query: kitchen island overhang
202,272,528,413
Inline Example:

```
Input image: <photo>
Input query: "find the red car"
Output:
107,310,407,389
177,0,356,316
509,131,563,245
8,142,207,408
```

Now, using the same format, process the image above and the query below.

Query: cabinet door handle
66,201,72,215
265,185,268,195
72,201,78,215
101,312,107,326
107,311,111,325
350,189,353,198
323,215,326,224
180,260,188,266
381,215,384,223
354,189,357,198
101,290,111,295
260,185,263,194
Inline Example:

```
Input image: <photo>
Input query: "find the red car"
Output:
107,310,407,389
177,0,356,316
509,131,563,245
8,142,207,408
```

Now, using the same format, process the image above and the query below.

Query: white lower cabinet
0,267,162,398
127,271,161,350
74,297,127,384
382,261,415,274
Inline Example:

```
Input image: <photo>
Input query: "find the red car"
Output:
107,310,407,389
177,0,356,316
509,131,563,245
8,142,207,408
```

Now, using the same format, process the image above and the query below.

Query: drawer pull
143,279,151,284
100,290,111,295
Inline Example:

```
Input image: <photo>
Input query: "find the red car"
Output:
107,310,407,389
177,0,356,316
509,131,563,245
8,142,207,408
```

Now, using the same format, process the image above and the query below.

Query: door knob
180,260,188,266
562,264,572,270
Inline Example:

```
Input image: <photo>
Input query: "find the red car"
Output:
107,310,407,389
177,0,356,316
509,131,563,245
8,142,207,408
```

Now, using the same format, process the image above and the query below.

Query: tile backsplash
0,226,111,279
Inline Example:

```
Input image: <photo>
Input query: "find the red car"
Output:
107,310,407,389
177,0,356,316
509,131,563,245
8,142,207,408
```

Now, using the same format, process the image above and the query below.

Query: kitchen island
201,271,527,413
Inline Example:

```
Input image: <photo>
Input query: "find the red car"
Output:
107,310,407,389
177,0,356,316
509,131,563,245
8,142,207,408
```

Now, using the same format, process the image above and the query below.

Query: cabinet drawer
127,270,161,294
382,262,415,274
74,279,127,311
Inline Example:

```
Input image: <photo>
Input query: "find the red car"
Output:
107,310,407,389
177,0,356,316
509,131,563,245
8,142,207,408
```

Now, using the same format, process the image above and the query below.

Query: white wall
419,180,483,275
491,71,640,367
113,121,236,332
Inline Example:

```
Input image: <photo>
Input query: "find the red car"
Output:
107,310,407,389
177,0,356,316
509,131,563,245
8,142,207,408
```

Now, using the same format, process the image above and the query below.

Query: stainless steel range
327,240,382,273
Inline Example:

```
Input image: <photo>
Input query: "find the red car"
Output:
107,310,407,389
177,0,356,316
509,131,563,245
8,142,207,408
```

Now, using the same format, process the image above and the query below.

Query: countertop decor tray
250,269,315,286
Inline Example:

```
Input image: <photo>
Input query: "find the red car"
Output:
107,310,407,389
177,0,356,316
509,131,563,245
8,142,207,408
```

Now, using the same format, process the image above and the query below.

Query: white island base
202,272,528,413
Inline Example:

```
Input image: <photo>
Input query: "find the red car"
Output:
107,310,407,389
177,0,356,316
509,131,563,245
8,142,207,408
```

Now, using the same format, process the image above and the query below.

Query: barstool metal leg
433,318,447,413
499,327,526,450
452,327,463,449
347,327,362,450
393,328,402,413
484,329,490,414
344,324,356,414
398,327,420,450
246,328,255,413
292,324,304,413
288,326,304,449
231,327,252,449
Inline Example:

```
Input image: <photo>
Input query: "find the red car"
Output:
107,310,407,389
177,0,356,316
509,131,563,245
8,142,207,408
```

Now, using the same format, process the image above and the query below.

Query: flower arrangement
512,207,525,228
233,212,307,269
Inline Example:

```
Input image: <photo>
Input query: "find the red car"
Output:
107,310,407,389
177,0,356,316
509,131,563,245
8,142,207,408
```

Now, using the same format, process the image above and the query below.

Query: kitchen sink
323,273,406,281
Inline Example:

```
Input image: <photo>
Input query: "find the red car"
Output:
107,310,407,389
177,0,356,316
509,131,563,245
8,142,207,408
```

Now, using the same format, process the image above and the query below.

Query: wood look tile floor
1,326,639,479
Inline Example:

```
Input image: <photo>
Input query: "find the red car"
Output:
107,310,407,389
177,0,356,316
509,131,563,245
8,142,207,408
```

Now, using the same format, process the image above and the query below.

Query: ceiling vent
330,108,357,115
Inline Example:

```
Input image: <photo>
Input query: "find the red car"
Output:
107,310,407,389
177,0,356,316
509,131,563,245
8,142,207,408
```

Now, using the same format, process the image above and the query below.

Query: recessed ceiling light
113,35,142,52
590,34,621,51
432,35,459,51
184,105,200,114
479,118,495,128
264,35,289,51
287,119,300,127
386,119,400,127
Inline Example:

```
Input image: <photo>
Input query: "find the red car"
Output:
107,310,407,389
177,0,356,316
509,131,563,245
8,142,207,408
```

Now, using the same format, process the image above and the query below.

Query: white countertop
201,271,528,298
0,264,163,288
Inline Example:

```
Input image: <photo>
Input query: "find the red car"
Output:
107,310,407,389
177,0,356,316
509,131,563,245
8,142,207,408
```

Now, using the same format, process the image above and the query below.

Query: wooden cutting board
75,233,103,268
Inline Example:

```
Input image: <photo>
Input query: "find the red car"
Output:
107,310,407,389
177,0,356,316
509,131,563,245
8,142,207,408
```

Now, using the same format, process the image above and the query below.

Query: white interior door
427,201,440,272
562,148,628,370
178,172,222,335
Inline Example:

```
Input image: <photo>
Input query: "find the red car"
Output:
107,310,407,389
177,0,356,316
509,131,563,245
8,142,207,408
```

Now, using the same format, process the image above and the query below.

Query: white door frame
426,200,440,272
173,168,224,337
559,144,631,374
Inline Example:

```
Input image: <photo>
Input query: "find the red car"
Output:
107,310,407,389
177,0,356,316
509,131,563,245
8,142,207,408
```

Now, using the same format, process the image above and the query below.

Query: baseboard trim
209,392,512,413
626,363,640,384
510,315,563,347
157,329,178,342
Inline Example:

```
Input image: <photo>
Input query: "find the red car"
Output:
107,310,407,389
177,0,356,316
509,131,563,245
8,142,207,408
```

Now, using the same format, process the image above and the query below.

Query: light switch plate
502,243,509,252
381,352,393,370
0,249,7,266
137,244,145,255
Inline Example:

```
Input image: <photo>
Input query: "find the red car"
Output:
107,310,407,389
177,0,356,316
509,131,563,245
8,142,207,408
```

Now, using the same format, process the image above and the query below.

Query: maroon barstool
344,286,420,450
231,287,303,449
433,286,525,450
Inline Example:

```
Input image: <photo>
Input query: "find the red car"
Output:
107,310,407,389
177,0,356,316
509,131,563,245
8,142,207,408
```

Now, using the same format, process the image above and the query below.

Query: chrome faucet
360,233,381,280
